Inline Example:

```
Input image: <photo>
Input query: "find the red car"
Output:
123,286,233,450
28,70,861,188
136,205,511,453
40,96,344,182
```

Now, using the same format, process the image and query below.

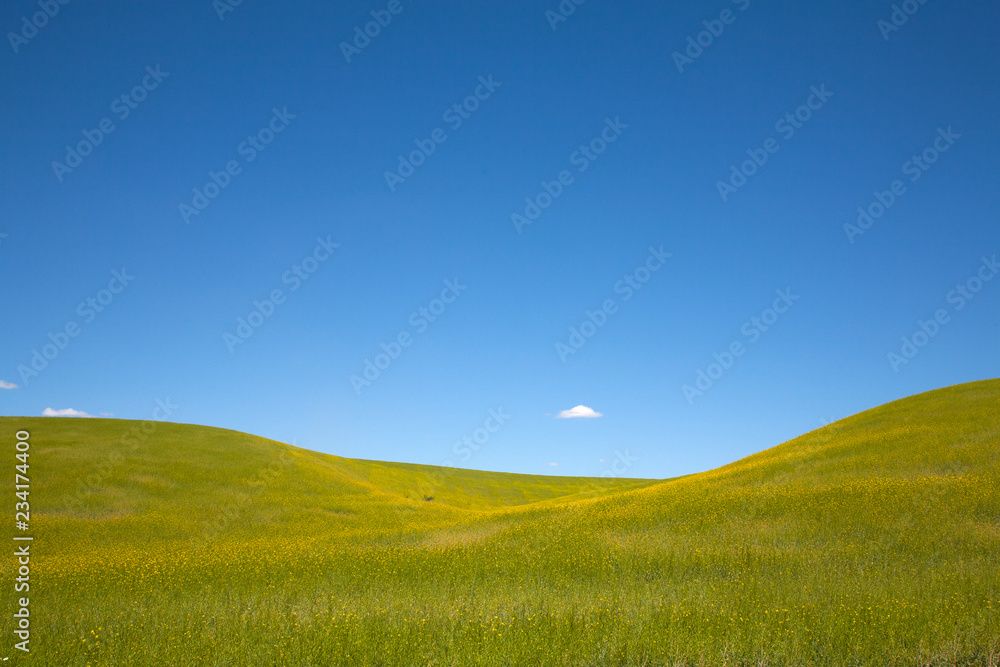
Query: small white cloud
100,412,114,417
543,462,558,467
42,408,95,418
0,380,17,390
555,405,603,419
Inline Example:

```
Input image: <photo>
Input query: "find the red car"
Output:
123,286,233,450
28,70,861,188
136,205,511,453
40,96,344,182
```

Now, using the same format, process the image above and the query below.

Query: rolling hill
1,379,998,665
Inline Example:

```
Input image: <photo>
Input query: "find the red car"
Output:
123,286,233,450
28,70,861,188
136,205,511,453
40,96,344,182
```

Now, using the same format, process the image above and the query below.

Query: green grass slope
1,380,998,666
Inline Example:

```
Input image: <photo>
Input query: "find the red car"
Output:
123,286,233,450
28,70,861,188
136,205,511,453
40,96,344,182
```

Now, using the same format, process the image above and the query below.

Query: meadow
1,379,998,665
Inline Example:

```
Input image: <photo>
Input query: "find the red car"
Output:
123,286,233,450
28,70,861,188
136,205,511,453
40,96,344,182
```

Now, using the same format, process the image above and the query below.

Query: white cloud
42,408,95,418
100,412,114,417
543,462,559,467
555,405,603,419
0,380,17,390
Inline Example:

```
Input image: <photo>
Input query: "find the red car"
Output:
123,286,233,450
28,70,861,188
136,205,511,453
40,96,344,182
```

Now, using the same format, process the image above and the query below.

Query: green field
1,379,998,666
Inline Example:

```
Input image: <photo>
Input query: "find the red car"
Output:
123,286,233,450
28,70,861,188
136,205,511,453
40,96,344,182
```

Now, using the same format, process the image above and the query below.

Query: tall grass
1,380,998,665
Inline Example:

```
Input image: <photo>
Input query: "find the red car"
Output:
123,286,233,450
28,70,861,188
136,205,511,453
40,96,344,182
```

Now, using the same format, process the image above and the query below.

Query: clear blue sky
1,0,997,479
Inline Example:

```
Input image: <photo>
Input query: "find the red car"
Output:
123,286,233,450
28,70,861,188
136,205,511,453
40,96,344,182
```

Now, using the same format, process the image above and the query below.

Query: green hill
1,380,998,665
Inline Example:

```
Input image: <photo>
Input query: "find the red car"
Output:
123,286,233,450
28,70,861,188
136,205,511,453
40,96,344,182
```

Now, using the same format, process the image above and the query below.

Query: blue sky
1,0,997,479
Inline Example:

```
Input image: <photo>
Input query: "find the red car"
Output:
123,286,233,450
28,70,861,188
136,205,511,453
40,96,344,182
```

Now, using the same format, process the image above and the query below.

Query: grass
1,379,998,665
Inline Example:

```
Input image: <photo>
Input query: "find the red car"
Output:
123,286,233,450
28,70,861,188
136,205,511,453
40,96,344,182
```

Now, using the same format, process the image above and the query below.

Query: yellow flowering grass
1,379,997,665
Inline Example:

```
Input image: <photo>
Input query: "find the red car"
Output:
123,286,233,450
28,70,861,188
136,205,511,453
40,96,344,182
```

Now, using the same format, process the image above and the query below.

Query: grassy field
1,379,998,666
